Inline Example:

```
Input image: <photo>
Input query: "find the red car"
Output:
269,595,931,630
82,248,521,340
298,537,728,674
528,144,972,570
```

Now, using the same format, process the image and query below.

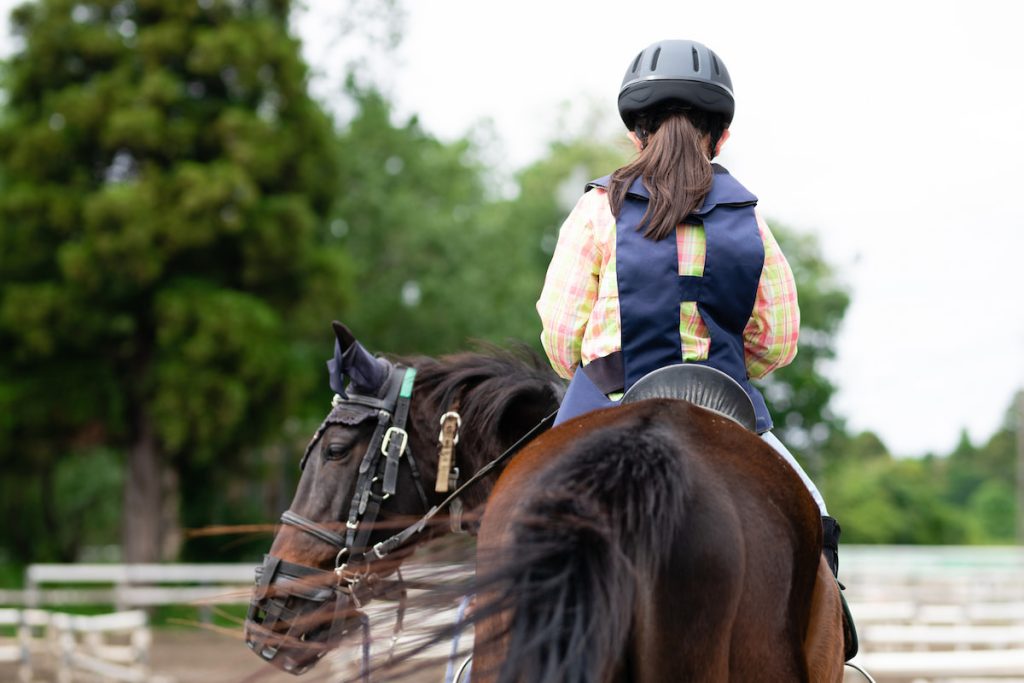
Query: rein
369,408,557,560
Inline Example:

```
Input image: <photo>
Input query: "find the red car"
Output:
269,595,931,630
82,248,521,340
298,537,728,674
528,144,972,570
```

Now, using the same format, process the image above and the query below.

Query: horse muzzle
244,554,366,675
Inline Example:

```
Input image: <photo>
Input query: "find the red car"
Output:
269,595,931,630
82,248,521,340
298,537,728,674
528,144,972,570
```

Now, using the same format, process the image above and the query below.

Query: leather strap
280,510,347,549
382,368,416,495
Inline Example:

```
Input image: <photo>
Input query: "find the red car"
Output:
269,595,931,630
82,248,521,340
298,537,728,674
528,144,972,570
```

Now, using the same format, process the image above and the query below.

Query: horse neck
408,356,559,512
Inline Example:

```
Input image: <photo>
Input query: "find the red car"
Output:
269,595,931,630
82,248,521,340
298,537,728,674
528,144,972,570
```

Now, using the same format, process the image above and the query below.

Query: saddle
621,364,757,432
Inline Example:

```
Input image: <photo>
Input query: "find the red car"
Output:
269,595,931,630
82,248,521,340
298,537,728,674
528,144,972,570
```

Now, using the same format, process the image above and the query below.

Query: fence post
1017,390,1023,544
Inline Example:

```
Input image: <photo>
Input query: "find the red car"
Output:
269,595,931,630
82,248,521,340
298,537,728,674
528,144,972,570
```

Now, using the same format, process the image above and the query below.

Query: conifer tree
0,0,346,561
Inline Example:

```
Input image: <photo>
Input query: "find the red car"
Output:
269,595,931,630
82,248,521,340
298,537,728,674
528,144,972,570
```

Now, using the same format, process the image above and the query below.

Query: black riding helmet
618,39,734,131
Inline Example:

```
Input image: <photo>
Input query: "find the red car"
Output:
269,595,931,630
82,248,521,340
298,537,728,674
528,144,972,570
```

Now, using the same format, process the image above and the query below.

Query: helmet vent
631,52,642,74
650,47,661,71
691,46,700,72
712,55,720,75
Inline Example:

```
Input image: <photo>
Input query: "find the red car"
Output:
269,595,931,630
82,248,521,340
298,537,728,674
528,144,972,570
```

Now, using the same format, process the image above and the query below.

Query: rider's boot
822,515,858,661
821,515,841,578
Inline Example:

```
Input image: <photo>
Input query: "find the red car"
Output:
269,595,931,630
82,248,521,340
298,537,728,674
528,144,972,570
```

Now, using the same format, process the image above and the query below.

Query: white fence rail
11,564,257,612
0,564,258,682
843,545,1024,683
0,608,167,683
3,549,1024,682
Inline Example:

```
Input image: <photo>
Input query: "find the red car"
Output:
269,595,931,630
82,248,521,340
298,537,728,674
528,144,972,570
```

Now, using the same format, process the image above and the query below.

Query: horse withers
469,396,846,682
244,322,562,674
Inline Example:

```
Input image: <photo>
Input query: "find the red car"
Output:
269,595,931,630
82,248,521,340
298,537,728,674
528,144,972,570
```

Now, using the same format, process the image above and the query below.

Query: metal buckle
334,548,350,581
381,427,409,457
438,411,462,445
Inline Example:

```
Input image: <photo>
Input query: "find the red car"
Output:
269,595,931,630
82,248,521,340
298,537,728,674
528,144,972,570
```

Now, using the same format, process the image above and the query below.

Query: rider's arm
537,192,602,379
743,211,800,379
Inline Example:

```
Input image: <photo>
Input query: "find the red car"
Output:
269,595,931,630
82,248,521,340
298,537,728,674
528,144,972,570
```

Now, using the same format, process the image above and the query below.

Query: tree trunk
122,408,164,563
160,465,182,561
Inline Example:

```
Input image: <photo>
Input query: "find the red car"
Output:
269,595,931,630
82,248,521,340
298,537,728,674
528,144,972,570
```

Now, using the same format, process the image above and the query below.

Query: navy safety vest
554,165,774,433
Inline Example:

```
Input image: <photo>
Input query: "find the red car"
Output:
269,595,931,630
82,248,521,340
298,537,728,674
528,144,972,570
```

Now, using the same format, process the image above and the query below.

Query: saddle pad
621,364,757,432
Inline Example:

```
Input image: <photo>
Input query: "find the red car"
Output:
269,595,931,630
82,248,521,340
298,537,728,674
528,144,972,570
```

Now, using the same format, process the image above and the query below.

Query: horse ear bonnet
622,364,757,432
328,320,393,398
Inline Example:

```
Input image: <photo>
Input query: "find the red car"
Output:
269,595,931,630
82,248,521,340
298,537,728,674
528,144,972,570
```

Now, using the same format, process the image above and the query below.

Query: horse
246,322,846,681
468,394,847,682
244,321,563,674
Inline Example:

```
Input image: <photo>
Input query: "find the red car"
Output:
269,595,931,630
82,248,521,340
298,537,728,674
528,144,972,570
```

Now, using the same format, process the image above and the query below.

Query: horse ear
332,320,357,354
327,320,392,398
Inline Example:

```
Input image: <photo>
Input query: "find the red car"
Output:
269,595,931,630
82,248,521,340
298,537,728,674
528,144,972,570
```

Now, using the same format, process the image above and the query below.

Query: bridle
246,355,557,675
288,363,430,578
246,362,430,674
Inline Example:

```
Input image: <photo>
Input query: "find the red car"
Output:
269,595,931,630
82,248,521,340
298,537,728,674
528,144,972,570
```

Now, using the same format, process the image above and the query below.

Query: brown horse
246,323,844,681
244,322,563,674
469,398,845,682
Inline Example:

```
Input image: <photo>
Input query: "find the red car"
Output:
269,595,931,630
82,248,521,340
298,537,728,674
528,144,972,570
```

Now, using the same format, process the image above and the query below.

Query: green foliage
821,401,1020,544
331,85,492,353
330,85,629,356
828,446,970,544
758,226,850,454
0,0,345,561
483,135,631,348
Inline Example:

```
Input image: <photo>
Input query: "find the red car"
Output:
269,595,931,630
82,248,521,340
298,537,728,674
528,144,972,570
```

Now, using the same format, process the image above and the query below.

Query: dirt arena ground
158,628,452,682
1,627,453,682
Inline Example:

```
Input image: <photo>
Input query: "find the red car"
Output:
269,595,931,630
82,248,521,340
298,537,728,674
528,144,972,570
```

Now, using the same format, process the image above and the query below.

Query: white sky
3,0,1022,456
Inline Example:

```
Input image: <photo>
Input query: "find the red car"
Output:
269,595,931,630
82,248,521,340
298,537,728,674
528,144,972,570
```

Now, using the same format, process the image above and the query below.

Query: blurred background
0,0,1021,681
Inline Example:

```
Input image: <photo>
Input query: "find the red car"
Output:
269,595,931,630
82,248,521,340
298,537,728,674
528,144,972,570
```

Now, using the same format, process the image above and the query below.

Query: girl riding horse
536,38,842,577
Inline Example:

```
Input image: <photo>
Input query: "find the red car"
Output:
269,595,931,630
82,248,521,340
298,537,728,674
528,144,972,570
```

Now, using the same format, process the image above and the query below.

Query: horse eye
324,443,350,461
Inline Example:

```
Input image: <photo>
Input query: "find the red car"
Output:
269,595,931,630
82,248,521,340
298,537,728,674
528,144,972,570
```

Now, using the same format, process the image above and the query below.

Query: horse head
244,321,562,674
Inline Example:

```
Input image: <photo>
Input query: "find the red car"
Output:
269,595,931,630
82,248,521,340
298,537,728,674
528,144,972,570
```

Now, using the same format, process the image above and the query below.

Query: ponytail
608,110,725,241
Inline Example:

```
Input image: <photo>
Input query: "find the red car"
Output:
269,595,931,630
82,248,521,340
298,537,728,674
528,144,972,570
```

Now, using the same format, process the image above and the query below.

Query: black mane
402,346,563,508
410,345,561,424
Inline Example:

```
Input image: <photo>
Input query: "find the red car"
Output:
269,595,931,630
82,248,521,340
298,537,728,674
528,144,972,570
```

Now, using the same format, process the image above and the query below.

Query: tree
944,398,1020,542
484,132,631,348
827,453,969,544
331,84,496,354
758,225,851,457
0,0,346,562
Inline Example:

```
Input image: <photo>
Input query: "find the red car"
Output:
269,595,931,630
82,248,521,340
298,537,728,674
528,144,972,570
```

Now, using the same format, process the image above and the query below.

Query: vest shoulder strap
585,174,649,201
587,165,758,215
691,165,758,217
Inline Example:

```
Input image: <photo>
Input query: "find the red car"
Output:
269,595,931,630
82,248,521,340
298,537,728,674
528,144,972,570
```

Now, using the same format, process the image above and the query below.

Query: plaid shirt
537,188,800,381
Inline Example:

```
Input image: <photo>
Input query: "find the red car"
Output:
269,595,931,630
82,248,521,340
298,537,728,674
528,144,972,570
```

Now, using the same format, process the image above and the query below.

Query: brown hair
608,110,726,241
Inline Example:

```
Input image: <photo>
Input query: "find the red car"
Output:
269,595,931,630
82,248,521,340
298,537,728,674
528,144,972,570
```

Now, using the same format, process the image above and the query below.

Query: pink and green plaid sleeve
743,213,800,378
536,192,602,379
